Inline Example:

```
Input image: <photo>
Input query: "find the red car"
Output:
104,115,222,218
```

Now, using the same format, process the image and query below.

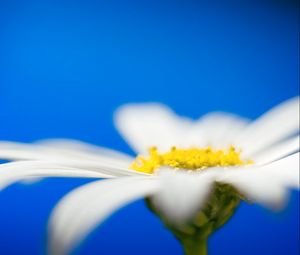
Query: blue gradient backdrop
0,0,299,254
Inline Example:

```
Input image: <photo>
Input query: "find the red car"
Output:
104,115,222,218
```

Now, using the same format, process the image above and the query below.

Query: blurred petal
36,138,133,167
254,136,299,165
151,169,216,224
0,140,132,168
48,177,159,255
0,161,107,190
115,103,248,153
259,153,300,188
217,153,299,210
218,170,287,210
114,103,192,154
0,141,43,160
235,97,299,157
189,112,249,148
0,141,146,177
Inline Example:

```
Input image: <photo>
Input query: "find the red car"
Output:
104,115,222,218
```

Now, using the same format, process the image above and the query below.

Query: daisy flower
0,97,299,255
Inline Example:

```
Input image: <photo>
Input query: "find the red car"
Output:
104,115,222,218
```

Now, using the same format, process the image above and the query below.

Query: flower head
0,97,299,255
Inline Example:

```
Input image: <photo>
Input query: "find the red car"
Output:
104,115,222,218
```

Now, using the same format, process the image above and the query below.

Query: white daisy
0,97,299,255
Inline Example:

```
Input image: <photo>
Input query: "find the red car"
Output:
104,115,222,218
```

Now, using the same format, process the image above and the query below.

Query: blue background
0,0,299,254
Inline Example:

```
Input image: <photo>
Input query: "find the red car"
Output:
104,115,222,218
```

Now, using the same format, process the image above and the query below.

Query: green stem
181,237,208,255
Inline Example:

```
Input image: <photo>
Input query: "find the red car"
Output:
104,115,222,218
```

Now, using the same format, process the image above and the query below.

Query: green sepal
145,183,241,255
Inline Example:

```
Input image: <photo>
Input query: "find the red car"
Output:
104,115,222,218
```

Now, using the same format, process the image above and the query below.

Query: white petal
235,97,299,157
258,153,300,188
253,136,299,165
0,141,43,160
0,161,107,190
151,169,216,224
0,141,146,177
216,153,299,209
187,112,249,148
217,171,287,210
35,138,133,167
115,103,249,154
48,177,159,255
114,103,193,154
0,140,132,168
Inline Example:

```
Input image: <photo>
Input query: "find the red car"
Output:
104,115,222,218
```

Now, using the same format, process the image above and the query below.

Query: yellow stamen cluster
130,146,252,174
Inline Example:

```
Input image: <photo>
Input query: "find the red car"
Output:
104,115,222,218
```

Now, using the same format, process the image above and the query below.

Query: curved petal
114,103,193,154
188,112,249,148
0,141,43,160
217,153,299,210
35,138,134,167
259,153,300,188
151,169,217,224
0,141,147,177
48,177,159,255
0,161,107,190
114,103,249,154
235,97,299,157
253,136,299,165
0,140,132,168
217,168,288,210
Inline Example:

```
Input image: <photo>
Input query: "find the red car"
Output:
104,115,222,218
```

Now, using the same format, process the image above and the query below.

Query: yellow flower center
130,146,253,174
